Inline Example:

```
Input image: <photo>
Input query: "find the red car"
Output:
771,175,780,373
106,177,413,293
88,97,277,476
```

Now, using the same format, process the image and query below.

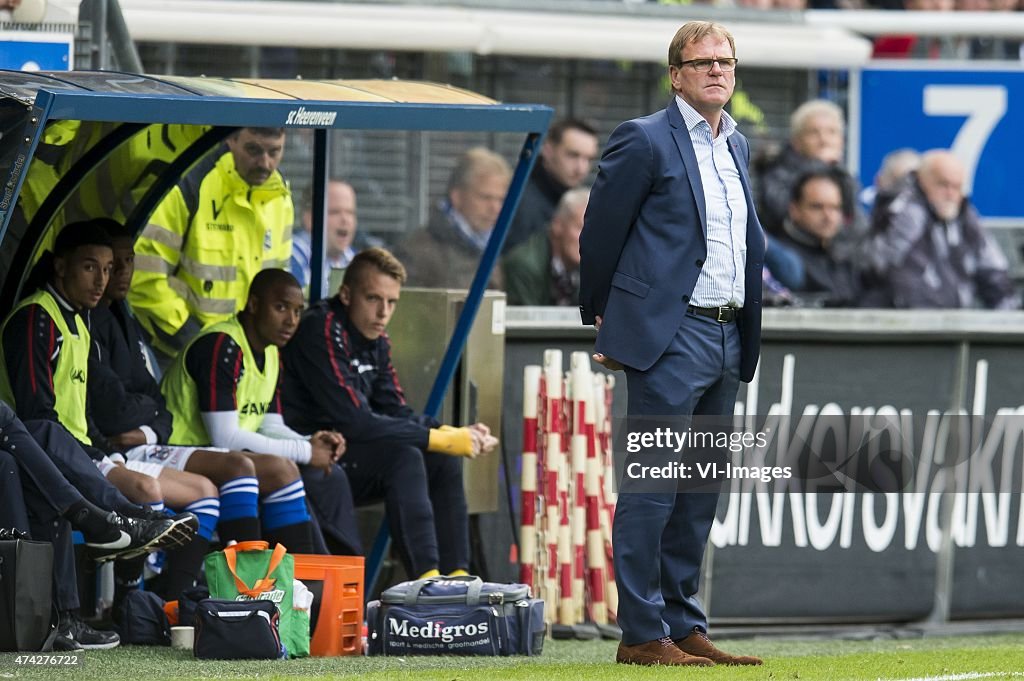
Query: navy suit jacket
579,100,765,382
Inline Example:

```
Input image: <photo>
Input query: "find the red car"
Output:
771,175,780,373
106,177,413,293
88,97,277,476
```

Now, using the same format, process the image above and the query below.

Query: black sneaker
53,614,119,650
86,512,176,563
121,512,199,559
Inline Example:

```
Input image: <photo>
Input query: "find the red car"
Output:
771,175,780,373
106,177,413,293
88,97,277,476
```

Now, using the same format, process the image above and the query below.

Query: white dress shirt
675,95,748,308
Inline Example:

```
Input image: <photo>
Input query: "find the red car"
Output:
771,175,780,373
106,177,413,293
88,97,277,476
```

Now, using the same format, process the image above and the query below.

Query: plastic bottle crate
292,554,364,657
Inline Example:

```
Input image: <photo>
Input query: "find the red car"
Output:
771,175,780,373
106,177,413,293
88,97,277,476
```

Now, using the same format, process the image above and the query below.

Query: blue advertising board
856,64,1023,221
0,32,71,71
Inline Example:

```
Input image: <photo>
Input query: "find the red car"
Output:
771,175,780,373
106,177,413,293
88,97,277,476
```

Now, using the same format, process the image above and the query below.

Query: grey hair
789,99,844,138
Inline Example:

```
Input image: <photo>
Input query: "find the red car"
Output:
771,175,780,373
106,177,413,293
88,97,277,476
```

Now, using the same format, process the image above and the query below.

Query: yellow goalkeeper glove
427,426,475,457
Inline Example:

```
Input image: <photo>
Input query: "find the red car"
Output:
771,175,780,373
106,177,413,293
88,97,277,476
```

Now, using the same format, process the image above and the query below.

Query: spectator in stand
758,100,864,235
775,171,863,306
0,0,21,17
395,147,510,290
764,236,806,293
861,148,922,221
503,187,589,306
290,179,359,294
862,150,1018,309
958,0,1022,59
504,118,598,252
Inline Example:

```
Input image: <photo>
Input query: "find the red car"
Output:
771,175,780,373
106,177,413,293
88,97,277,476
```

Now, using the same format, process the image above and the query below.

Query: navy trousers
0,451,31,530
0,404,84,516
335,441,467,577
613,310,740,645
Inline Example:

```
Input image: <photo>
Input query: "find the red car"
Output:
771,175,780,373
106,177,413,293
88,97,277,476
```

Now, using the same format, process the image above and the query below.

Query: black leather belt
688,305,739,323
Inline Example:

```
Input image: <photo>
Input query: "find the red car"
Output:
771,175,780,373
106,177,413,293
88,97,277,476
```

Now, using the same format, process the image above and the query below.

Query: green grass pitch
3,632,1024,680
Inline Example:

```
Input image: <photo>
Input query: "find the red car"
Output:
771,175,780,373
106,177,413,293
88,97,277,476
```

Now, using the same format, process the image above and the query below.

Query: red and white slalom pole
519,365,542,588
582,362,606,625
595,373,618,621
557,369,573,627
569,352,591,625
542,350,563,621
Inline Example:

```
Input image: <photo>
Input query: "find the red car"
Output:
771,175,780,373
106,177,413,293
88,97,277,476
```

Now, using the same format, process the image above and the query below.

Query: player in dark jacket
281,247,497,579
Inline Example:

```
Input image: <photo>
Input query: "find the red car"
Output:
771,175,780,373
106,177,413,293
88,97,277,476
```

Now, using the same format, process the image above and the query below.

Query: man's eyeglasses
675,58,738,73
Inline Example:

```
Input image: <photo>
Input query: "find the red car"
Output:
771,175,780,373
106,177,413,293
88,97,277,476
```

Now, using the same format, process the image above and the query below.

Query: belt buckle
716,306,729,323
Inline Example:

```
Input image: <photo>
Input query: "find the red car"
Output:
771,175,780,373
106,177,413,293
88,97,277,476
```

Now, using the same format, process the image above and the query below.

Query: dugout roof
0,69,551,417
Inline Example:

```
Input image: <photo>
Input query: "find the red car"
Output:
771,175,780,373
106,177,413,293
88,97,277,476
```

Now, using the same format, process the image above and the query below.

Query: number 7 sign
856,65,1021,220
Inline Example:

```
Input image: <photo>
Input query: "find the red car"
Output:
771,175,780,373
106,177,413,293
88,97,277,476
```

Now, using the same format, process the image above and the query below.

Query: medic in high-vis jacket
129,127,294,359
280,247,499,580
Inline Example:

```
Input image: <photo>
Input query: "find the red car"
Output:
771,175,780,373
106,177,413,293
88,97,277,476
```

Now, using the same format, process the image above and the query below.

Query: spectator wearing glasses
775,170,863,306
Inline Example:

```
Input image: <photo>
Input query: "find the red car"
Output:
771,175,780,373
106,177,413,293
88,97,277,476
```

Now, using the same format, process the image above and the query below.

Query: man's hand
314,430,346,462
110,429,147,448
468,423,499,455
591,315,624,371
309,431,341,476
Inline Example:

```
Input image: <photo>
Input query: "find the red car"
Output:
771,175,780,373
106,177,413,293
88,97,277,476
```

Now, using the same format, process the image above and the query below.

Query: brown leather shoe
616,636,715,666
675,629,763,666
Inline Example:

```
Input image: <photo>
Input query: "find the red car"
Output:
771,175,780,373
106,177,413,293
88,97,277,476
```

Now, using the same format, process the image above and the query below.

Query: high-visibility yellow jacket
129,148,293,357
161,316,279,446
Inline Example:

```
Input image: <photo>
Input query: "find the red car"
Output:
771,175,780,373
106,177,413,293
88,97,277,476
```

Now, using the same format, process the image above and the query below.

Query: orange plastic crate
292,554,364,657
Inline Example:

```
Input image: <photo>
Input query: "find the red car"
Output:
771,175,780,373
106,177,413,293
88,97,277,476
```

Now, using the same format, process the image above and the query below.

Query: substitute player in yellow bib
162,269,360,556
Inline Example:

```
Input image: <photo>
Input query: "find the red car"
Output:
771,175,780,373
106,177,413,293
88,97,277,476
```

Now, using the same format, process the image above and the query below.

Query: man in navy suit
579,21,765,667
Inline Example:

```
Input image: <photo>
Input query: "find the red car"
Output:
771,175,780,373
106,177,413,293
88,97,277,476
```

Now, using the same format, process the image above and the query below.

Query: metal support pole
309,129,329,302
84,0,109,70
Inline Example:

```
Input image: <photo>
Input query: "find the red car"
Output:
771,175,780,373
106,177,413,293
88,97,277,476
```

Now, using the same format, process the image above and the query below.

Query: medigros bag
366,575,544,656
